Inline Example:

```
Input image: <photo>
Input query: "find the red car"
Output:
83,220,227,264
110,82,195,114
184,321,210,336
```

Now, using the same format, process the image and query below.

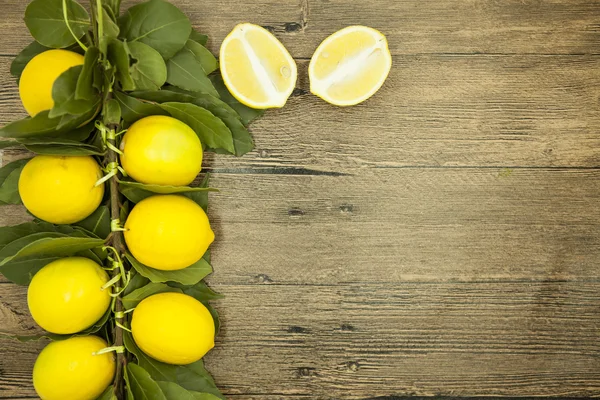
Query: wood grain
1,55,600,169
1,0,600,398
0,0,600,57
2,281,600,398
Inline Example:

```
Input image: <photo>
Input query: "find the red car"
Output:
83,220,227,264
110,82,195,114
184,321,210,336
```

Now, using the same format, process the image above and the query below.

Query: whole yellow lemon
28,257,111,334
132,292,215,365
18,155,104,224
19,49,84,117
33,335,115,400
124,195,214,270
120,115,203,186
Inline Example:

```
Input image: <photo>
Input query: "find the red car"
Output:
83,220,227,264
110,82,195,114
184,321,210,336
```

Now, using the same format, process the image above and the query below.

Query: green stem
62,0,88,51
96,0,104,42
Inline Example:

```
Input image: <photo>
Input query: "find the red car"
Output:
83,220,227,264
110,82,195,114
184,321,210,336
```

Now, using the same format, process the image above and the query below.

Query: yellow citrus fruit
18,155,104,224
220,23,297,108
120,116,203,186
19,49,84,116
132,292,215,365
33,335,115,400
28,257,111,334
124,195,214,270
309,26,392,106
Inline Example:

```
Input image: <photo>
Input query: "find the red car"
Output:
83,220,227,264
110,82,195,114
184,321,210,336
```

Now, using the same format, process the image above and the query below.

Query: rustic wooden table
1,0,600,398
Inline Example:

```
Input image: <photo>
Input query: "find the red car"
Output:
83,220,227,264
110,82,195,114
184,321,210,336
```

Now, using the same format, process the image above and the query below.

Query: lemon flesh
18,155,104,224
220,23,297,109
124,195,214,270
132,292,215,365
33,336,115,400
19,49,84,116
120,115,203,186
309,26,392,106
28,257,111,334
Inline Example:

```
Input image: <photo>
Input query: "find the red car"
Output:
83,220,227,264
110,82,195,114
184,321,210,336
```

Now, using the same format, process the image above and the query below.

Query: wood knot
339,204,354,213
287,326,310,334
346,361,359,372
255,274,273,284
340,324,355,332
296,367,316,377
288,208,305,217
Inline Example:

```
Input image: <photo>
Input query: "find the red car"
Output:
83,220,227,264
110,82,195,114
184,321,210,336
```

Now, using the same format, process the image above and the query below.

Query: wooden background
1,0,600,398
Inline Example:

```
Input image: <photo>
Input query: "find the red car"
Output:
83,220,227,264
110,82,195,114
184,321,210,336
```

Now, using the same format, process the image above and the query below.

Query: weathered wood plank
1,282,600,398
0,0,599,57
1,55,599,169
0,162,598,283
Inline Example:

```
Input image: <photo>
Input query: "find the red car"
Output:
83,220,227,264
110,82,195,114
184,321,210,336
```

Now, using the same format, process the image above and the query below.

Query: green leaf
161,102,234,153
0,141,20,150
96,385,117,400
185,40,217,74
127,363,168,400
118,183,154,203
100,7,120,56
157,381,196,400
131,90,253,156
209,74,265,125
118,180,217,195
122,282,182,309
0,256,59,285
0,233,105,267
204,302,220,335
124,270,150,296
166,46,218,97
0,221,106,285
75,206,111,239
50,65,99,118
123,332,224,399
189,29,208,46
0,106,98,139
21,138,105,156
128,41,167,91
105,0,122,18
115,92,167,124
0,159,29,205
184,174,210,211
10,41,50,78
76,47,100,101
108,39,136,91
167,280,223,302
126,253,212,286
118,0,191,60
24,0,90,49
123,361,136,400
104,98,122,126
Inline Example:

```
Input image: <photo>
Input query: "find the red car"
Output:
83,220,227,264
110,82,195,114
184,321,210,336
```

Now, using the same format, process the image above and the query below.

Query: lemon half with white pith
220,23,297,108
309,25,392,106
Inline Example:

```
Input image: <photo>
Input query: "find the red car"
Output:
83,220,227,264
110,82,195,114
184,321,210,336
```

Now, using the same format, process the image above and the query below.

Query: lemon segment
131,292,215,365
19,49,84,117
33,336,115,400
18,155,105,224
27,257,111,334
220,23,297,109
309,26,392,106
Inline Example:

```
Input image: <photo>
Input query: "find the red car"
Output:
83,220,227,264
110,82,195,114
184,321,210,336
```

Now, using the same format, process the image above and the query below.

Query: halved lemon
220,23,297,109
309,26,392,106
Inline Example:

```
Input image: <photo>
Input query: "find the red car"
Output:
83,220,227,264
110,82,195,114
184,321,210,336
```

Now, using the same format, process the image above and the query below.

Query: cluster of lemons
19,50,216,400
13,19,393,399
